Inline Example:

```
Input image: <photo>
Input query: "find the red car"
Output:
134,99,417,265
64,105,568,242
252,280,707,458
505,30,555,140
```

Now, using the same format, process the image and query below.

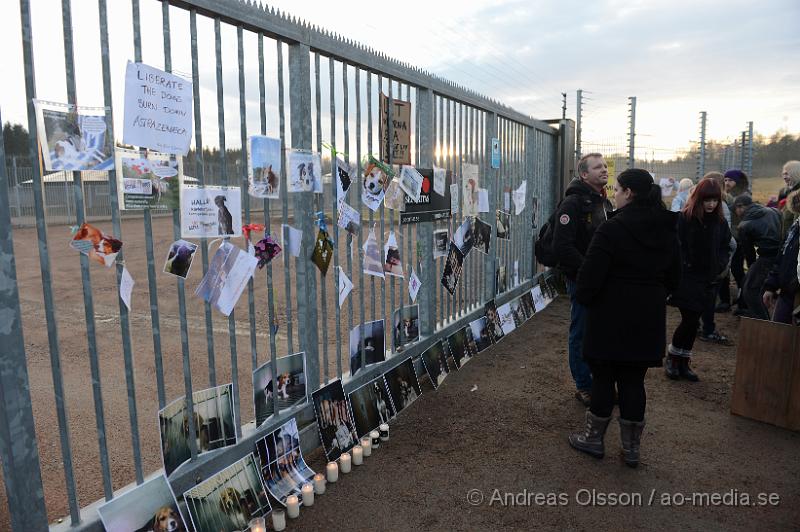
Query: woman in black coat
667,177,731,381
568,169,681,468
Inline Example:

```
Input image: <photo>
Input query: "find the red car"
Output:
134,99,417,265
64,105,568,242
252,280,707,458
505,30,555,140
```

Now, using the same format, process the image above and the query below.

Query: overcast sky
1,0,797,158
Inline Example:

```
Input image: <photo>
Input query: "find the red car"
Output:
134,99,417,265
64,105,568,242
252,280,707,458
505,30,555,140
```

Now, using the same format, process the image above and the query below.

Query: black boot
679,357,699,382
664,355,680,380
619,418,646,468
568,410,611,458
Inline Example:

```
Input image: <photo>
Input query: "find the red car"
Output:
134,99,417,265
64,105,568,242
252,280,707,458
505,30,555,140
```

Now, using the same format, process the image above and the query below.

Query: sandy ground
1,215,799,531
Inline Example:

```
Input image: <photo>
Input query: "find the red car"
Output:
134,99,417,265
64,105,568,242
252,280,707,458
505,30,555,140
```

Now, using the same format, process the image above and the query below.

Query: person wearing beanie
778,161,800,240
723,169,751,313
667,178,732,381
552,153,614,406
734,194,783,320
763,190,800,324
569,169,680,468
670,178,694,213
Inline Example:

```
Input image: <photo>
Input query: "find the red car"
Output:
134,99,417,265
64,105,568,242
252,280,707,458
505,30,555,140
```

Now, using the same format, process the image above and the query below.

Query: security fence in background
0,1,567,530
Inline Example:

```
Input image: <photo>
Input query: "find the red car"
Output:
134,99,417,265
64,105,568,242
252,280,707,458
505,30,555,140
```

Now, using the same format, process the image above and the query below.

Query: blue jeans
566,279,592,391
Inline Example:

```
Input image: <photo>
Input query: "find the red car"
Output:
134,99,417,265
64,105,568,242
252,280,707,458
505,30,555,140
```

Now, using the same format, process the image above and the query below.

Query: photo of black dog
164,240,198,279
215,195,234,235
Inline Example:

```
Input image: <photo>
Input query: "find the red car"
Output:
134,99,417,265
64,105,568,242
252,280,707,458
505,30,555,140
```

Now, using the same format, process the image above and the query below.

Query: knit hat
724,169,747,185
617,168,653,195
732,194,753,208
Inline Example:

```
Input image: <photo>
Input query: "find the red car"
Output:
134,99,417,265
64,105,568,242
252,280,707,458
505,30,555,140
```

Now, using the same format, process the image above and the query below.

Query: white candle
370,430,380,448
326,461,338,483
249,516,266,532
360,436,372,456
286,495,300,519
313,473,326,494
379,423,390,441
270,510,286,532
352,444,363,465
301,483,314,506
340,452,352,473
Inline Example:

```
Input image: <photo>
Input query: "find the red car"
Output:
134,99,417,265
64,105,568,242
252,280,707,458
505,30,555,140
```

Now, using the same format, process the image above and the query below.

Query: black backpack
534,200,563,267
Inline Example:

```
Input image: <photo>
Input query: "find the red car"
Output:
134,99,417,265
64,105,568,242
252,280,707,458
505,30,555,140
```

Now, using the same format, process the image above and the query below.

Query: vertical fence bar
0,103,49,531
369,74,376,324
417,86,435,337
344,63,356,378
329,57,343,380
483,113,498,302
313,52,329,382
277,41,295,355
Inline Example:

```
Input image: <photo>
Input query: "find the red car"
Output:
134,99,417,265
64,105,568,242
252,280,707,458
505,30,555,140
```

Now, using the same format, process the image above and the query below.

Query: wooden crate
731,318,800,431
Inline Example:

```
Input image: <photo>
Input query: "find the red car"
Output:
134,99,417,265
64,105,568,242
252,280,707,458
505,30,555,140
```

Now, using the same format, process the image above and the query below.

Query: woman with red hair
666,177,732,380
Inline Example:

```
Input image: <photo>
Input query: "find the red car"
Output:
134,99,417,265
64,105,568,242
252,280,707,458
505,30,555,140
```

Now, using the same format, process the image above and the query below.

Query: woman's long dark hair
617,170,664,209
682,177,723,222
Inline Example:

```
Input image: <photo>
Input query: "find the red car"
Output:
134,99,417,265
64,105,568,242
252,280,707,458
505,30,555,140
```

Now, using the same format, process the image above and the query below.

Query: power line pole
575,89,582,160
697,111,707,179
740,131,746,170
627,96,636,169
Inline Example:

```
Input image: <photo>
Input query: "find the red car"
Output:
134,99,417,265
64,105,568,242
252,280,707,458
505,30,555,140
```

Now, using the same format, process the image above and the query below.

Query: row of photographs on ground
97,276,559,531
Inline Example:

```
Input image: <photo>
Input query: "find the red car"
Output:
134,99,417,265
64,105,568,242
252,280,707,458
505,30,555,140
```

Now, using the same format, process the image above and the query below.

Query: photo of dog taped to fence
163,239,198,279
349,319,386,377
252,351,307,427
393,304,420,351
183,454,271,532
158,384,237,477
98,474,187,532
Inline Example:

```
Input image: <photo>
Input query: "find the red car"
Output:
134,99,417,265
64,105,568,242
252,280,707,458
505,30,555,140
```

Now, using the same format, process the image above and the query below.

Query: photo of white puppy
362,160,389,211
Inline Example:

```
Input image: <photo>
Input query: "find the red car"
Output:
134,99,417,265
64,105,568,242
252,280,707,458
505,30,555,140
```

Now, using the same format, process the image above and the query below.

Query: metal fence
0,1,565,530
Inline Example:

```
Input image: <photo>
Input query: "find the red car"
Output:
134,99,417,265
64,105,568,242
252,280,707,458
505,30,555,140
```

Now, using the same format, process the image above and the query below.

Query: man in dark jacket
723,169,750,313
734,195,782,319
763,190,800,324
552,153,613,405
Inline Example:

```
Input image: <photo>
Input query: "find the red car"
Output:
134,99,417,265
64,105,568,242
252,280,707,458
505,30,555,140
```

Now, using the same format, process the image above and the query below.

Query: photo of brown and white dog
181,411,210,453
363,162,388,197
218,487,251,530
150,505,185,532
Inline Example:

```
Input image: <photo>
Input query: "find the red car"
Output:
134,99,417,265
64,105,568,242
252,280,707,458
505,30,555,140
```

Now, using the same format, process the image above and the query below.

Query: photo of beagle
218,487,251,530
182,412,210,453
150,505,185,532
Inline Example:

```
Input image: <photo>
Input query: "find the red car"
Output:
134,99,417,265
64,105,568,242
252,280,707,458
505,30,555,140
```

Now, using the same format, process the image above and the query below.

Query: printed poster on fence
400,168,452,225
123,61,193,156
248,135,281,199
115,147,183,210
33,100,114,172
180,185,242,238
379,92,411,165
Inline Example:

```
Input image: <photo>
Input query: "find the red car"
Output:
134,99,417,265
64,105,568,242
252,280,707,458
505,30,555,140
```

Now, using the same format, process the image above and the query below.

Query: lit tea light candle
370,430,380,448
313,473,326,494
379,423,389,441
360,436,372,456
249,516,266,532
286,495,300,518
352,444,363,465
340,451,352,473
326,461,338,483
301,483,314,506
270,510,286,532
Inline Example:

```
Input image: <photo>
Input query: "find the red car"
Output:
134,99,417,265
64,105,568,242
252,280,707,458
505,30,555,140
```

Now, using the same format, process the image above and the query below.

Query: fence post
747,121,754,178
483,112,498,302
575,89,582,160
416,87,435,337
288,41,320,392
698,111,707,179
525,126,536,280
627,96,636,169
0,110,48,531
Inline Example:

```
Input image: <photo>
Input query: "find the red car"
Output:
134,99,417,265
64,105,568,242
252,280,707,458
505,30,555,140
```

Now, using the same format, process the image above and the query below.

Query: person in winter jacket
569,169,680,468
723,169,750,313
670,178,694,212
734,195,782,320
763,189,800,324
552,153,614,406
778,160,800,240
667,178,731,381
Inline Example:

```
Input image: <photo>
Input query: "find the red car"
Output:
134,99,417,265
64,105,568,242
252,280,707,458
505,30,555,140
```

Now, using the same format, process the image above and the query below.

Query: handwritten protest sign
123,62,193,156
379,93,411,165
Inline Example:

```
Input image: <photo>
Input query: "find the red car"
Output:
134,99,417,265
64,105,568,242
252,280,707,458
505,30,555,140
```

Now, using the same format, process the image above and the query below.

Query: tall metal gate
0,1,567,530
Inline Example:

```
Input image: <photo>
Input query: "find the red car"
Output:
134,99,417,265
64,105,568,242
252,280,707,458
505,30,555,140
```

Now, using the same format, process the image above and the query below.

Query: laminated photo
433,229,450,259
496,210,511,240
98,475,186,532
421,341,451,390
440,241,464,296
33,100,114,172
158,383,237,477
453,217,474,255
287,150,322,193
484,300,505,342
311,380,358,461
447,326,477,369
252,351,307,427
383,230,404,278
384,358,422,414
462,162,480,217
473,217,492,254
254,419,316,506
181,185,242,238
70,223,122,268
349,319,386,377
163,239,198,279
497,301,517,335
248,135,281,199
383,178,407,211
362,227,385,279
195,242,258,316
468,316,494,352
348,376,396,438
115,147,183,210
362,158,391,211
399,165,424,202
392,304,419,351
335,156,353,202
183,454,271,532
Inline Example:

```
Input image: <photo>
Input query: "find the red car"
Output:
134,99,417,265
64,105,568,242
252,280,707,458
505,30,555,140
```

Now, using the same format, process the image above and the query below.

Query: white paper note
337,266,353,307
120,267,134,311
408,268,421,302
281,224,302,257
477,188,490,212
513,181,527,215
433,165,446,196
450,183,460,214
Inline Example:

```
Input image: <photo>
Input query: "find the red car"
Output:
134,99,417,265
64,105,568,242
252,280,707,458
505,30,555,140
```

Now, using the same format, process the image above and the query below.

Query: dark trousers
588,362,648,421
730,246,745,292
718,274,731,306
742,256,776,320
773,292,796,324
700,282,719,335
672,307,703,353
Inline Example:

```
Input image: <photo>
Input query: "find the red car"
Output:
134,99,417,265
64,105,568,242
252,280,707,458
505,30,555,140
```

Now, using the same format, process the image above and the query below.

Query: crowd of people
551,153,800,468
